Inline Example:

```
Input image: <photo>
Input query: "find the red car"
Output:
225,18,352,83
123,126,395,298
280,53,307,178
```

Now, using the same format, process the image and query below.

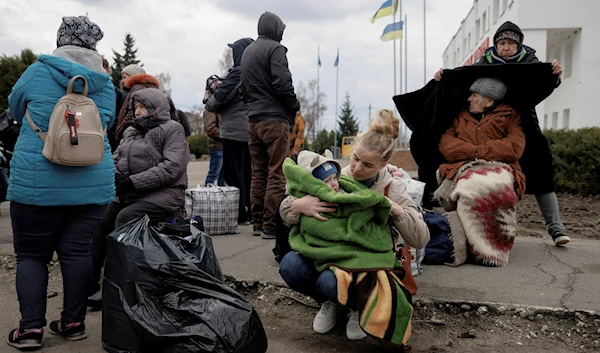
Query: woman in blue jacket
6,16,115,350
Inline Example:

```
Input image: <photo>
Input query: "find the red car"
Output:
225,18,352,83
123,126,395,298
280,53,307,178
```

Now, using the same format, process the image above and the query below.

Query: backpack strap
67,75,89,96
25,109,47,142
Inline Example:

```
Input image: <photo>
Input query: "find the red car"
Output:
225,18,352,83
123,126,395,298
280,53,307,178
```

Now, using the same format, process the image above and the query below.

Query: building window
563,109,570,129
476,20,481,39
552,112,558,130
493,0,500,23
502,0,508,14
463,38,467,55
544,114,548,129
564,42,573,79
468,32,472,50
482,12,488,32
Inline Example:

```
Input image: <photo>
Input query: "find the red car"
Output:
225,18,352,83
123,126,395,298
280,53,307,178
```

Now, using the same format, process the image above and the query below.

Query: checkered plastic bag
185,186,240,235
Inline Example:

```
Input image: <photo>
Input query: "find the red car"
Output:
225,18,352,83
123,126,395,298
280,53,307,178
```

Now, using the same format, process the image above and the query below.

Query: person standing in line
240,12,300,238
101,56,125,152
6,16,116,350
433,21,569,246
203,108,226,186
206,38,254,224
290,111,306,156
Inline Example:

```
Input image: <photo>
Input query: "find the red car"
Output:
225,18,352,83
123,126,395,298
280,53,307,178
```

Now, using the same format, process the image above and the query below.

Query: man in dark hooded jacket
240,12,300,239
433,21,569,247
206,38,254,224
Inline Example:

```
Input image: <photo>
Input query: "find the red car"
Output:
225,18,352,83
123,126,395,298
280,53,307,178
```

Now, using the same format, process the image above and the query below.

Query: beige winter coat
280,165,430,249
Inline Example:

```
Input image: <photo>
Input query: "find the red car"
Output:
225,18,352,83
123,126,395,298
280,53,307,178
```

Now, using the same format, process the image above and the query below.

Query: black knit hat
494,21,524,46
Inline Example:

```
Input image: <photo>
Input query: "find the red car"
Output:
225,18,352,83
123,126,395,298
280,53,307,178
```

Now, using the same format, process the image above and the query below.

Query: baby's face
322,173,339,192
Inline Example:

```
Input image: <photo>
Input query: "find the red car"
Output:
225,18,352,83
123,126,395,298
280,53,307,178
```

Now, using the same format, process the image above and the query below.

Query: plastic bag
102,216,268,353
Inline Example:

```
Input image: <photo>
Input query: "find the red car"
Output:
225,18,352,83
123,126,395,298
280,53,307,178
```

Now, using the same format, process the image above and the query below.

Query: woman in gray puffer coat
88,87,189,307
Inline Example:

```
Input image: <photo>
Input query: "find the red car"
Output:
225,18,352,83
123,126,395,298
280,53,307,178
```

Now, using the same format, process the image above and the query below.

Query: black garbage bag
155,221,222,280
102,216,268,353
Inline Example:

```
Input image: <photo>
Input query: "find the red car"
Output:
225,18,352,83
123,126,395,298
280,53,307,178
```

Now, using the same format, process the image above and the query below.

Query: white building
442,0,600,130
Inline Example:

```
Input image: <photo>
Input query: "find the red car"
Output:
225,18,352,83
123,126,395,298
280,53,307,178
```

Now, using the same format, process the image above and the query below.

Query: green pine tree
0,49,37,112
111,33,142,85
336,92,359,145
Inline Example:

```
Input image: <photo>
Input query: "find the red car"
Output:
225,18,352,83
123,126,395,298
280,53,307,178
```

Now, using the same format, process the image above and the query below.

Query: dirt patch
517,194,600,240
232,280,600,353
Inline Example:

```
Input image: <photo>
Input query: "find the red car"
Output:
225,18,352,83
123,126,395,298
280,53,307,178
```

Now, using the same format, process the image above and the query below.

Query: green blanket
283,158,398,272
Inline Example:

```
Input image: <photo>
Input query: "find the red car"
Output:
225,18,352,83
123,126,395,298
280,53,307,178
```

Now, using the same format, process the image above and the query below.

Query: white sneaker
346,310,367,340
313,301,341,334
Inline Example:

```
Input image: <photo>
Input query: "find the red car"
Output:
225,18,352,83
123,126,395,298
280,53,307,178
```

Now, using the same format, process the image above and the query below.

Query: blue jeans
279,251,337,304
11,201,107,329
205,149,226,186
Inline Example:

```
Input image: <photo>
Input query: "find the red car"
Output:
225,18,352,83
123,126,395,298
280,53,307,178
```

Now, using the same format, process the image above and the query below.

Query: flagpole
398,0,403,150
404,14,408,149
424,0,427,85
316,46,321,153
393,0,397,98
334,48,339,159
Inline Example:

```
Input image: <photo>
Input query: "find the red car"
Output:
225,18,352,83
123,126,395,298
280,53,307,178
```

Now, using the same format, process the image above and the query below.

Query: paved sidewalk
0,160,597,352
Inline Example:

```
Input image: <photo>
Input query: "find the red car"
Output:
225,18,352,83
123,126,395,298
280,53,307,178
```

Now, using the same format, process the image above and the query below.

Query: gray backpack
27,75,105,166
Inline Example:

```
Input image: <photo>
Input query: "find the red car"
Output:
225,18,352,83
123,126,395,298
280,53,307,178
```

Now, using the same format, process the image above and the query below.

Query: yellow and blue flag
371,0,398,23
381,21,404,41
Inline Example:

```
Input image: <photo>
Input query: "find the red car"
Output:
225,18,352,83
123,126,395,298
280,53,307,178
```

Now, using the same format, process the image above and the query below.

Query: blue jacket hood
37,54,111,95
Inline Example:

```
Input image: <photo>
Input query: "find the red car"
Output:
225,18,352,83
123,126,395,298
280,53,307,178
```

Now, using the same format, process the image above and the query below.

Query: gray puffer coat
113,88,189,212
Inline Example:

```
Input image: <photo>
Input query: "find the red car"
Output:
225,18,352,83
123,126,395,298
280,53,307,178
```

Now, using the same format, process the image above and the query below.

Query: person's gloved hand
116,176,134,197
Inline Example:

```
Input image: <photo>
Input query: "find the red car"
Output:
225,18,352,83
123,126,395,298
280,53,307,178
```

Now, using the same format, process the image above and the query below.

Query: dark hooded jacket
473,21,557,195
240,12,300,125
114,88,189,212
206,38,254,142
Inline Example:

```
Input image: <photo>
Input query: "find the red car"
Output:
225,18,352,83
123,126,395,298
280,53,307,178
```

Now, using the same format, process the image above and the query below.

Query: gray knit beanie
121,64,145,76
57,16,104,51
469,77,507,101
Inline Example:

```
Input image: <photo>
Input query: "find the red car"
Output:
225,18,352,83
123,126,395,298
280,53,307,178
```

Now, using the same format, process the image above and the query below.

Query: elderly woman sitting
435,77,525,266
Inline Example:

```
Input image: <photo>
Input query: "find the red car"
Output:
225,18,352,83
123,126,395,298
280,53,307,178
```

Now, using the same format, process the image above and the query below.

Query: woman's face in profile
350,144,383,181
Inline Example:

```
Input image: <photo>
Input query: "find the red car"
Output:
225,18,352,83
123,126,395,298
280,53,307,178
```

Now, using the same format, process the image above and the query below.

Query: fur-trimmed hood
124,73,160,90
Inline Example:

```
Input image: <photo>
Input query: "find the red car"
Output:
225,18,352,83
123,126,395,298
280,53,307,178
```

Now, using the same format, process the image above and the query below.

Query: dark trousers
248,121,290,231
223,139,251,223
90,201,174,293
11,201,107,329
279,252,337,304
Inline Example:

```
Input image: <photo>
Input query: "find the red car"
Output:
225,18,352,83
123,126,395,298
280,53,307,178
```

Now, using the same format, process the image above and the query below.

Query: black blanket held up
393,63,559,202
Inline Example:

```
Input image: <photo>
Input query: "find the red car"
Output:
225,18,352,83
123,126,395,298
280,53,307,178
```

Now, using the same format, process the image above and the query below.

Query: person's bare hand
433,68,444,81
552,59,563,77
292,195,337,222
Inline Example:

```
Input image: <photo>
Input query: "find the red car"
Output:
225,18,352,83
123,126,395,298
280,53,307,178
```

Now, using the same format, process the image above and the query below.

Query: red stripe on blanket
459,166,513,181
470,185,518,253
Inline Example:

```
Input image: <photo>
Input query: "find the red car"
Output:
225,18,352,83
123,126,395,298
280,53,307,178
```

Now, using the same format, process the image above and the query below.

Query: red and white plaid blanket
434,160,518,267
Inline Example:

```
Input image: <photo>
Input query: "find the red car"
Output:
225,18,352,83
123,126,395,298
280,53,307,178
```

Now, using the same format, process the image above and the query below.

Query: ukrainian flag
371,0,398,23
380,21,404,41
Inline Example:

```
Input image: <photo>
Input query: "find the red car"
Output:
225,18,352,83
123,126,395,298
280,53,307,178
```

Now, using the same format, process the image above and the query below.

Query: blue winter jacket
8,52,116,206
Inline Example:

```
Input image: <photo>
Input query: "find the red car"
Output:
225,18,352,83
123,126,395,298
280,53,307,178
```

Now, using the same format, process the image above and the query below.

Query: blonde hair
357,109,399,163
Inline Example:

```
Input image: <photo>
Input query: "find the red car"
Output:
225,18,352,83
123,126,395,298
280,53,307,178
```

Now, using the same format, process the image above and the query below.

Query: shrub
545,127,600,195
187,133,208,158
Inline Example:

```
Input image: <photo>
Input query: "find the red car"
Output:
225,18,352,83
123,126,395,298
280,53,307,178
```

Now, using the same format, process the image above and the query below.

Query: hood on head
228,38,254,67
130,88,170,124
38,53,111,95
297,149,341,177
257,12,286,42
494,21,524,44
